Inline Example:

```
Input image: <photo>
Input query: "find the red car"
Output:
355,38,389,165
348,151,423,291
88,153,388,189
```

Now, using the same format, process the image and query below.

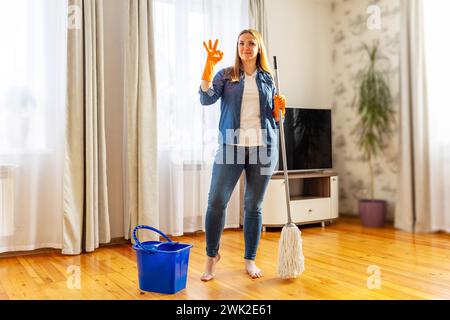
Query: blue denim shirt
198,67,280,147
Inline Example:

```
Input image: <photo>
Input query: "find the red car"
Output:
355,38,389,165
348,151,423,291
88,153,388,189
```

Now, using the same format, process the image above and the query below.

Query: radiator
183,161,210,229
0,165,16,237
182,161,240,230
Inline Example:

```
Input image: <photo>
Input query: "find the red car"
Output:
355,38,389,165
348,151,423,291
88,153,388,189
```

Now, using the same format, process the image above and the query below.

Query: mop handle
273,56,293,225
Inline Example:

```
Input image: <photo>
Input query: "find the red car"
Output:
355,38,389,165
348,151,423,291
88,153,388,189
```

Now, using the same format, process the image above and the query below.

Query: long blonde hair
229,29,273,82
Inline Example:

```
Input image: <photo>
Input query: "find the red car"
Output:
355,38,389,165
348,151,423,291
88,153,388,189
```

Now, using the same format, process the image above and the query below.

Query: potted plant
353,41,395,228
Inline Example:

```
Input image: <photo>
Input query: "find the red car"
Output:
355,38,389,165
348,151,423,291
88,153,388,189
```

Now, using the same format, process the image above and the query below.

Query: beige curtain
248,0,269,56
124,0,159,242
64,0,110,254
395,0,431,233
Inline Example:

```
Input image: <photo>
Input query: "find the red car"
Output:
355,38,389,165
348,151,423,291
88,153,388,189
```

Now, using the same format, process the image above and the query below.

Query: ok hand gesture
202,39,224,82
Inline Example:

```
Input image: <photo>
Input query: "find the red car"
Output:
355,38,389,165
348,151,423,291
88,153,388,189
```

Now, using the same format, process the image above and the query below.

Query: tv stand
261,171,339,230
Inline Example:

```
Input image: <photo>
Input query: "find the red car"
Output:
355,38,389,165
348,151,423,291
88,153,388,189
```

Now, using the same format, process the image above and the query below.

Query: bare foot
245,259,263,279
200,254,221,282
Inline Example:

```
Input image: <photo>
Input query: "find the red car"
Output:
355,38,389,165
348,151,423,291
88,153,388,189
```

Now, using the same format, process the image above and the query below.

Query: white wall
266,0,334,109
104,0,127,238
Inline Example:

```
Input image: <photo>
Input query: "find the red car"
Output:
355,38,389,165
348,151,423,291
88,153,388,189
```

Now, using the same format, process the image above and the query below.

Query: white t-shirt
233,70,264,147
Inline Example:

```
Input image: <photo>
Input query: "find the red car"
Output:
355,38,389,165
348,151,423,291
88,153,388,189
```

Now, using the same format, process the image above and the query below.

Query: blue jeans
205,144,278,260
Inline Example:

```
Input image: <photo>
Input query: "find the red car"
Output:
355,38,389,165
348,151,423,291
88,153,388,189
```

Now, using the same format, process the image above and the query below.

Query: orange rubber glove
273,95,286,123
202,39,224,82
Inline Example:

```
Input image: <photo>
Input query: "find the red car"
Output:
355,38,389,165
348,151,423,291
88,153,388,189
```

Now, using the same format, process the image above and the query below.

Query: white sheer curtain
423,1,450,232
154,0,249,236
0,0,67,252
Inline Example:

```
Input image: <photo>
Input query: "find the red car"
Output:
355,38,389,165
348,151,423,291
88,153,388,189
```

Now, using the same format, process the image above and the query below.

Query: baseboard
338,213,394,225
0,237,130,258
0,247,59,258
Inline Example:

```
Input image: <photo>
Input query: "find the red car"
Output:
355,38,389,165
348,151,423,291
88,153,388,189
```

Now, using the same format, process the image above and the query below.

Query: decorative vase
358,199,387,228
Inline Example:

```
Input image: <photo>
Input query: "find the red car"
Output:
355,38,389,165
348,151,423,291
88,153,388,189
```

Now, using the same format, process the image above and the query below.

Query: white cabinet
262,172,338,228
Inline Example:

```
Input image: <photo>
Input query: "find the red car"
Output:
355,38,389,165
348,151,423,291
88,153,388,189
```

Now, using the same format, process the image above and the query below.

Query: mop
273,56,305,279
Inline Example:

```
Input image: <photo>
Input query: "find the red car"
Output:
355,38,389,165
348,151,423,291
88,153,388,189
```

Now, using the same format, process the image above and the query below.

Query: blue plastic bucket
132,225,193,294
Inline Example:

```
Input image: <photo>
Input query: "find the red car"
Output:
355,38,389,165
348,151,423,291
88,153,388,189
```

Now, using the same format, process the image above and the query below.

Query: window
154,0,248,161
0,0,65,154
0,0,66,245
424,1,450,144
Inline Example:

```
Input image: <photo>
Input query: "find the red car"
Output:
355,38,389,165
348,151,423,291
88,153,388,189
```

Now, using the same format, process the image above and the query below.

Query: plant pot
358,199,387,228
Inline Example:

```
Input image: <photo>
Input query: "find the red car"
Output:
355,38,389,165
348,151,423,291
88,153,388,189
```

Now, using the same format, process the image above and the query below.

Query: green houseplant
353,41,395,227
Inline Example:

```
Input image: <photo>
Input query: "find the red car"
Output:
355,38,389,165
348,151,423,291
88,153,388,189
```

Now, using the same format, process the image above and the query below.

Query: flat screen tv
276,108,332,173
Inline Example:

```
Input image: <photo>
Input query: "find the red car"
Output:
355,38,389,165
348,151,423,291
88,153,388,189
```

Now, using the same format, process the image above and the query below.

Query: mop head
277,223,305,279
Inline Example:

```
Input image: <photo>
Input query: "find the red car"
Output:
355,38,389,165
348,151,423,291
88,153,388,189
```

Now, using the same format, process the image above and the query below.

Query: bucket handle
133,225,174,252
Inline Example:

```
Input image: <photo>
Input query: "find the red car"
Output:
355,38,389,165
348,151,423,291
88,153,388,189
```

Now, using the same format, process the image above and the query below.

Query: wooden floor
1,216,450,300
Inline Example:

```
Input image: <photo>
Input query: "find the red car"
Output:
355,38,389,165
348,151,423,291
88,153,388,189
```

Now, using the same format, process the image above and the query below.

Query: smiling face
238,32,259,63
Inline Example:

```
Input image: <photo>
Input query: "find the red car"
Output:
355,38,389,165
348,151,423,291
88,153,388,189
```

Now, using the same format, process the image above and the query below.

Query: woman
198,29,286,280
